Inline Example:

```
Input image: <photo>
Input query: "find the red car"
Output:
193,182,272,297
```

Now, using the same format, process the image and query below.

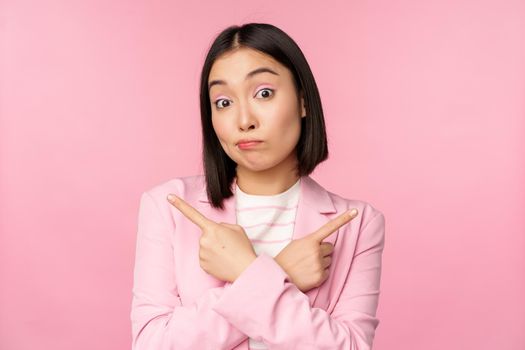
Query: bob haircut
199,23,329,209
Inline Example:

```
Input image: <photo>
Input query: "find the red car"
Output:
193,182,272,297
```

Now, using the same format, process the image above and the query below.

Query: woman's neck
235,154,300,196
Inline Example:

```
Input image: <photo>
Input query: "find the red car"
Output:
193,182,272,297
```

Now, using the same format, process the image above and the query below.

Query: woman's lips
237,141,262,150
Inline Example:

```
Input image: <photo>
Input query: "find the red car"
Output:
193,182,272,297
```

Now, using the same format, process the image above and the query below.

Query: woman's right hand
274,208,358,292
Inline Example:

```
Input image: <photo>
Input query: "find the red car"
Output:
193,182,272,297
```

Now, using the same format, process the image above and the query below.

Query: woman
131,23,385,350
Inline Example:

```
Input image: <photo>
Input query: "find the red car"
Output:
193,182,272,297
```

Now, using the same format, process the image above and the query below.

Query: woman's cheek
212,118,229,142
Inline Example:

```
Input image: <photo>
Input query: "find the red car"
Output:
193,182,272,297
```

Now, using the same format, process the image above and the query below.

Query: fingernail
167,194,177,202
348,208,358,218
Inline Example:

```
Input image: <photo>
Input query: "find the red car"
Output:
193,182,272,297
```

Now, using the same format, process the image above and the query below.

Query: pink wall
1,0,524,349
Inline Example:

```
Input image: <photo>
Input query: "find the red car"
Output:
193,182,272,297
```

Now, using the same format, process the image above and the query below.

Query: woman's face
208,47,306,174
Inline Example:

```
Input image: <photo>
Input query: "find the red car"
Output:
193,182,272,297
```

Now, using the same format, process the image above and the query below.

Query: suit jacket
130,174,386,350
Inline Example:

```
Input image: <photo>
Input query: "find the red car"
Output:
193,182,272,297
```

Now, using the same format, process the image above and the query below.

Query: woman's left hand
167,194,257,283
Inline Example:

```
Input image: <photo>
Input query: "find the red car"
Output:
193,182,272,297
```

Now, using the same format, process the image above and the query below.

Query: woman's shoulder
141,174,206,204
323,189,386,254
136,174,207,227
323,186,385,228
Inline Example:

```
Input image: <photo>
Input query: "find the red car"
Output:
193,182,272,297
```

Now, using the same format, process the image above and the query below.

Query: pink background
1,1,524,349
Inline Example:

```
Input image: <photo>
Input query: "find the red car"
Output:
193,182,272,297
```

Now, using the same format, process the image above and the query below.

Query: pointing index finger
311,208,358,242
167,194,216,230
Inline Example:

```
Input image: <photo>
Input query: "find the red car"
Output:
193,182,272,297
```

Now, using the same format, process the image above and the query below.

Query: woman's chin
236,162,275,174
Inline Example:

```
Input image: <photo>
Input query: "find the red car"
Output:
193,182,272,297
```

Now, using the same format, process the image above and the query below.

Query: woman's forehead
209,48,282,78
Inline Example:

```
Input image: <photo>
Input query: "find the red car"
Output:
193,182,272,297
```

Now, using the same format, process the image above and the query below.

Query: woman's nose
237,105,258,131
239,118,257,131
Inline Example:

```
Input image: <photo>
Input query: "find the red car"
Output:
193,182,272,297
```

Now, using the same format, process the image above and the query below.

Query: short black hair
199,23,329,209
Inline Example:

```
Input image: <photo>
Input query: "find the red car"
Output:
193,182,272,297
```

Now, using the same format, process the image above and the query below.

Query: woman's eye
214,88,274,110
214,99,231,110
255,88,274,99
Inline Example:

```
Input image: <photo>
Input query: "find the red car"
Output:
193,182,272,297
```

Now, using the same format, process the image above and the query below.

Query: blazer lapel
197,178,237,224
197,175,338,306
289,175,338,306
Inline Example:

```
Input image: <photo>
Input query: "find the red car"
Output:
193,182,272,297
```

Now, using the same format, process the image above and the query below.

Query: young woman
131,23,386,350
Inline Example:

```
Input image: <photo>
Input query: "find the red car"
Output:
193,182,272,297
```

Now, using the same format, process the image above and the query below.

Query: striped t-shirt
234,177,301,350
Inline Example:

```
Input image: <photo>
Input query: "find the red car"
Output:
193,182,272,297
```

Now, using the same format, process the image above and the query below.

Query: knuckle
316,271,324,283
200,235,211,247
207,226,219,236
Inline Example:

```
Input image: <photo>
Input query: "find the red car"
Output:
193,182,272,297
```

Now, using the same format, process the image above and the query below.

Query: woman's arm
211,211,386,350
130,192,248,350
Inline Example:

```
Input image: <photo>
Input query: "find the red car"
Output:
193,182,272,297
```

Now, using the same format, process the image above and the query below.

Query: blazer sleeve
130,191,248,350
211,211,386,350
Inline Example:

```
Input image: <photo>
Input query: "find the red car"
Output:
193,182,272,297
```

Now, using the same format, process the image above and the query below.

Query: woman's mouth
237,141,263,150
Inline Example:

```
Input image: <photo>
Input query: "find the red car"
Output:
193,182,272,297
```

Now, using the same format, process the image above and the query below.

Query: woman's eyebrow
208,67,279,91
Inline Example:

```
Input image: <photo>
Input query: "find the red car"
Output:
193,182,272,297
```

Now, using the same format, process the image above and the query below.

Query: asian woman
131,22,385,350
